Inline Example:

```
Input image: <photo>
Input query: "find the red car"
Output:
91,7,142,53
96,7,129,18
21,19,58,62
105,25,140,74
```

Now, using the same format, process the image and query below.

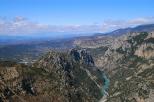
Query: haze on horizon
0,0,154,37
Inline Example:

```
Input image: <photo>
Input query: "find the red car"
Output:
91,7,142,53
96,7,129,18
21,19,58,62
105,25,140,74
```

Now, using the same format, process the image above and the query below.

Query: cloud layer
102,17,154,32
0,16,154,36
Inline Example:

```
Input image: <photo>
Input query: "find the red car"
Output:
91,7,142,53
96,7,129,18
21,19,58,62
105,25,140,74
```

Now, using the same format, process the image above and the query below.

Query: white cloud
101,17,154,32
128,17,154,25
0,16,154,35
0,16,103,35
0,16,51,35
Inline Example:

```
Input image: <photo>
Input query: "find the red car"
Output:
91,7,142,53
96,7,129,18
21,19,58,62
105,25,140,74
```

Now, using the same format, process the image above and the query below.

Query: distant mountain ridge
74,24,154,48
98,24,154,37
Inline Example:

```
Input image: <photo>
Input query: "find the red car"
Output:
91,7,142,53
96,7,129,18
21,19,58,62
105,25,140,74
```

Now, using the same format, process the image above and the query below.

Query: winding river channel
99,72,110,102
102,73,110,95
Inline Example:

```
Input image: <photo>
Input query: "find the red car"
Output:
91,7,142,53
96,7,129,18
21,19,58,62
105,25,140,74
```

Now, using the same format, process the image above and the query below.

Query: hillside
85,32,154,102
0,49,108,102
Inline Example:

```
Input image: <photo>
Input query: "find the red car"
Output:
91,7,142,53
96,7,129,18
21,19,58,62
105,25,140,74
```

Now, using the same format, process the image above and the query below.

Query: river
99,72,110,102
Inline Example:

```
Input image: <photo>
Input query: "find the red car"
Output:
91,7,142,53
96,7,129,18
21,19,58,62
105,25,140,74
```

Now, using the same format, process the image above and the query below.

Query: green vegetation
87,46,108,57
133,32,148,44
128,32,148,45
116,47,127,54
0,60,17,67
145,38,154,44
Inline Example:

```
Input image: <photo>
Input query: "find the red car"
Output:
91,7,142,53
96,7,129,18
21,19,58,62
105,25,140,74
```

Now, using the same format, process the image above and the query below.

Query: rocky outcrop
135,32,154,58
70,49,95,66
135,43,154,58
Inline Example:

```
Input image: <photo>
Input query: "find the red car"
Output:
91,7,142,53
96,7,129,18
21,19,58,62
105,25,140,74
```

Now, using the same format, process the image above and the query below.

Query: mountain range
0,23,154,102
0,24,154,62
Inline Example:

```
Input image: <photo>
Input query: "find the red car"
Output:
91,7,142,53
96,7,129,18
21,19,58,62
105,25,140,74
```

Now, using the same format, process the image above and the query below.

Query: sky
0,0,154,36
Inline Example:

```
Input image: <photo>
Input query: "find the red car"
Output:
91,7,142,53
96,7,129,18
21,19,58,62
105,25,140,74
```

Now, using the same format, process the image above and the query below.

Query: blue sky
0,0,154,36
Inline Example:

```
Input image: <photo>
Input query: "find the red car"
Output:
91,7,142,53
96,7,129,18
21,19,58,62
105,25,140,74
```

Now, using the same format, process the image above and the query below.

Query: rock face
134,32,154,58
70,49,95,66
135,43,154,58
83,32,154,102
0,49,105,102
